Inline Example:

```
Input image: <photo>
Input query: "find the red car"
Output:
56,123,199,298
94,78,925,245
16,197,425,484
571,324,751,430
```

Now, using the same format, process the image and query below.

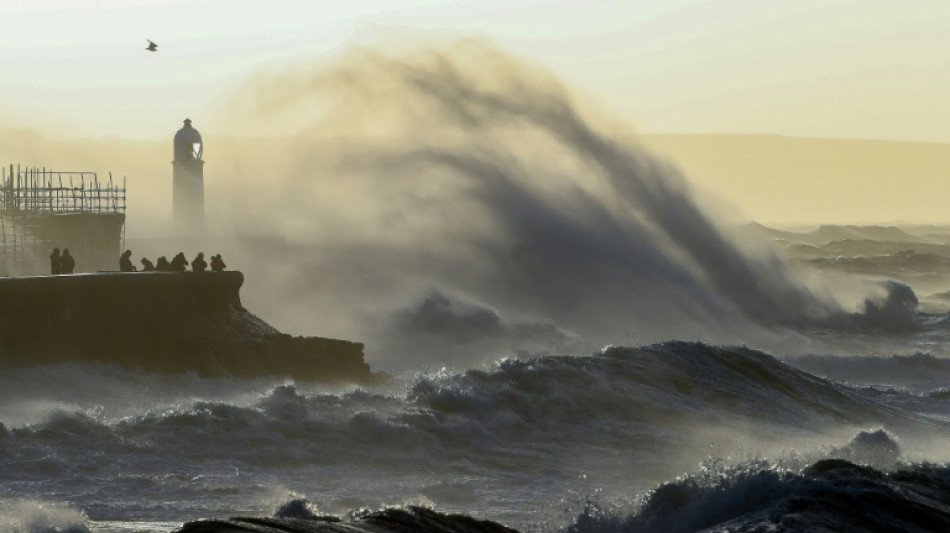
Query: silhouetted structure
49,248,60,275
0,271,371,382
1,165,126,275
119,250,136,272
191,252,207,272
172,119,204,232
210,253,226,272
60,249,75,274
140,257,155,271
169,252,187,272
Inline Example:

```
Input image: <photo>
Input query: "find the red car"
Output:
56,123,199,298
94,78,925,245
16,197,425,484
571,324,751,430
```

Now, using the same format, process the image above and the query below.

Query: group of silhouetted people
120,250,226,273
49,248,75,275
49,247,227,275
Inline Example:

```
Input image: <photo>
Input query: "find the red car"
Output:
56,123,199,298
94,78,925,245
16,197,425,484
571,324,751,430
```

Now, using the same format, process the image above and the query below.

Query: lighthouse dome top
174,118,203,161
175,118,202,144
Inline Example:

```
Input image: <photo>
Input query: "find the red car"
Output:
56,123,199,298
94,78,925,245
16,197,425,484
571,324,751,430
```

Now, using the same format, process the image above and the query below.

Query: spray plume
207,39,856,369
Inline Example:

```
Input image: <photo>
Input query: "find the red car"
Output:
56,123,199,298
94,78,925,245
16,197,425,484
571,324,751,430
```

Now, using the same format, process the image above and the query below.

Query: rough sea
6,227,950,533
5,43,950,532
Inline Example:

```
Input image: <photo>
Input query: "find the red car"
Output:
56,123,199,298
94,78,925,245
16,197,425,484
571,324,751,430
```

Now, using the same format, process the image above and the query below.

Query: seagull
145,39,158,52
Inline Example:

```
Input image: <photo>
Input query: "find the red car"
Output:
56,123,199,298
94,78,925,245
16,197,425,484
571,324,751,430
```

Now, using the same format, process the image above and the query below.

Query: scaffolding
1,164,127,276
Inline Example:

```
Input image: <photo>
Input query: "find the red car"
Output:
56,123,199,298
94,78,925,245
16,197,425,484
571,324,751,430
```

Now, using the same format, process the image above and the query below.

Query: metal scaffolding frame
1,164,127,276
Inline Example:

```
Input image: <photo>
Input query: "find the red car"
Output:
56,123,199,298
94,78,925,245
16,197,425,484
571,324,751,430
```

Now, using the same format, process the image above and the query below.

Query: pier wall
0,271,371,382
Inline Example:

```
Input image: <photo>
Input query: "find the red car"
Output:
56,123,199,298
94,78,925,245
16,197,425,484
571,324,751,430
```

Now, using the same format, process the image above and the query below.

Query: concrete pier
0,271,372,382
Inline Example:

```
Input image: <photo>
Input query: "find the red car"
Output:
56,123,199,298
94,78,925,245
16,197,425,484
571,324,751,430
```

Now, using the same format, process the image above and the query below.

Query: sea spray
216,40,854,368
0,500,91,533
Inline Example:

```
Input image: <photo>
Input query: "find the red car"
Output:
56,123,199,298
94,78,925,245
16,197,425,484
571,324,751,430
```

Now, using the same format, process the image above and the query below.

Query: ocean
5,44,950,532
5,225,950,532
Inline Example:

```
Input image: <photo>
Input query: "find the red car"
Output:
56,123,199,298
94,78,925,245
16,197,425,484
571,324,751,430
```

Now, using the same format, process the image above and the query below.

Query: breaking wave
569,453,950,533
215,39,917,369
0,500,90,533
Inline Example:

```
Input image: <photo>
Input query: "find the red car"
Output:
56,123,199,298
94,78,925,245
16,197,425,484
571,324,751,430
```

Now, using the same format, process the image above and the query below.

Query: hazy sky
2,0,949,142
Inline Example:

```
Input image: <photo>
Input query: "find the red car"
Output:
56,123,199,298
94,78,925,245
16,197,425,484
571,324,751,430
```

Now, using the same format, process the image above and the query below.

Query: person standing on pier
170,252,188,272
191,252,207,272
60,249,75,274
49,248,61,275
210,254,226,272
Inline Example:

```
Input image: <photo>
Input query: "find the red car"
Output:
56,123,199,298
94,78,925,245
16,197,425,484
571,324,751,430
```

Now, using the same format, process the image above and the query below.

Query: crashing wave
569,450,950,533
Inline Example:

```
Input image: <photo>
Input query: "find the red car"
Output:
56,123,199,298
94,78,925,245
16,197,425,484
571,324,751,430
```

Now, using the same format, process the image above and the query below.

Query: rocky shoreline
174,505,519,533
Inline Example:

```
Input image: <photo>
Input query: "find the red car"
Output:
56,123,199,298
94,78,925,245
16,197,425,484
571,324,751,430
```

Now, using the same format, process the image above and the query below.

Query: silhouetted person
169,252,188,272
210,253,226,272
191,252,207,272
50,248,61,275
60,249,75,274
140,257,155,271
156,256,171,271
119,250,137,272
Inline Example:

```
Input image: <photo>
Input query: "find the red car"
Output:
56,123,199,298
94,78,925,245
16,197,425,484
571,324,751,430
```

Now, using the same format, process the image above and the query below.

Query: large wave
212,39,868,369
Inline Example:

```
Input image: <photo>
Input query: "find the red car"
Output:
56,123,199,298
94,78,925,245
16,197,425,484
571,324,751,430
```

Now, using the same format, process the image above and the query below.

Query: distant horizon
3,129,949,228
752,221,950,231
9,128,950,145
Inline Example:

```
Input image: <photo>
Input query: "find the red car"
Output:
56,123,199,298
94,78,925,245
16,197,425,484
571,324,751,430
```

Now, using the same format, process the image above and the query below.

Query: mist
204,39,858,370
1,39,890,372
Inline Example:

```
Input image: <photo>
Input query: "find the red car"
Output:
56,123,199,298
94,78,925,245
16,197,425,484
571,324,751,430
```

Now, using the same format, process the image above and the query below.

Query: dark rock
175,506,520,533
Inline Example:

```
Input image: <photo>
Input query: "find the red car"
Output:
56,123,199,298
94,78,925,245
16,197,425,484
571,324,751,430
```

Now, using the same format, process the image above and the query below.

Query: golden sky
2,0,948,141
643,134,950,225
2,1,949,224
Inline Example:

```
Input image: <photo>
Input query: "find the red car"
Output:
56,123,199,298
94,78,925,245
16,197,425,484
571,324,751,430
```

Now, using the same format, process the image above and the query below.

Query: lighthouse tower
172,118,204,231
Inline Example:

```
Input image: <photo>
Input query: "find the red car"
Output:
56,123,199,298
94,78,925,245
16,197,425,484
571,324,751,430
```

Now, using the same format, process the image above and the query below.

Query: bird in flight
145,39,158,52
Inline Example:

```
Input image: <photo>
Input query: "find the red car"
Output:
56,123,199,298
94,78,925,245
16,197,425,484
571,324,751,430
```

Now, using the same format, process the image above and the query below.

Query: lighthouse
172,118,204,231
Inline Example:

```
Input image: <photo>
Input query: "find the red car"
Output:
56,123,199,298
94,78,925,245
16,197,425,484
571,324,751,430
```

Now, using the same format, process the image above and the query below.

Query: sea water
5,43,950,532
5,233,950,533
